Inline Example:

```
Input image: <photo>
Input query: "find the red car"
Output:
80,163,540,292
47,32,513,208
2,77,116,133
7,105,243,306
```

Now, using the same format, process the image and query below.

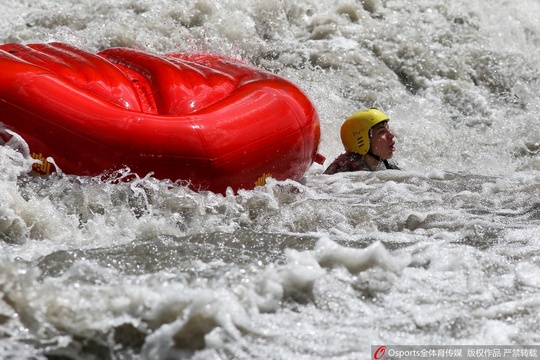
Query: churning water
1,0,539,359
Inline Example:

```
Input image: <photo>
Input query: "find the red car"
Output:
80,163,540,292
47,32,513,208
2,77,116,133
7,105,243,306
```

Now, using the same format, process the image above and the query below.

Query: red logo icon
374,345,387,360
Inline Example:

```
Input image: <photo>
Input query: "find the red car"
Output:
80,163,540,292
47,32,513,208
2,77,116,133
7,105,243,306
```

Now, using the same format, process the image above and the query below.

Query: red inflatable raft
0,42,323,193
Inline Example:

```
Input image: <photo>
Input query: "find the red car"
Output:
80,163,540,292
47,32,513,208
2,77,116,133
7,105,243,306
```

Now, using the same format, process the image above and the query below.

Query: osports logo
373,345,387,360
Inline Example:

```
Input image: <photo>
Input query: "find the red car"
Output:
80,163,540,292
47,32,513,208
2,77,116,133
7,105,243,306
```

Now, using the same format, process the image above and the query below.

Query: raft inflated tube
0,42,323,193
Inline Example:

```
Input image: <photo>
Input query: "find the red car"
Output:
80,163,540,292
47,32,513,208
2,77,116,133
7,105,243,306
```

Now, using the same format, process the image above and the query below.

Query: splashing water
1,0,540,359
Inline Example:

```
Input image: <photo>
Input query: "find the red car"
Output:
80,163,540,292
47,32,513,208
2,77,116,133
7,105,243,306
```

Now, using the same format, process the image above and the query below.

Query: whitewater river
1,0,539,359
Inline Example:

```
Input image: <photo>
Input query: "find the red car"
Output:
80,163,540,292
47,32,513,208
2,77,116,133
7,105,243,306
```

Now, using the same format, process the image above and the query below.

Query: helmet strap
367,149,381,162
367,150,393,169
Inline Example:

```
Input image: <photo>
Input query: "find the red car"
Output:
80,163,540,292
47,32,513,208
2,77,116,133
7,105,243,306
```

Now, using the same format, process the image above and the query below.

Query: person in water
324,108,400,174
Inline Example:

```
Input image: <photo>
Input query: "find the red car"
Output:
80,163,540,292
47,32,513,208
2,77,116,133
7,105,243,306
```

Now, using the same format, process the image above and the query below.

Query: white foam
1,0,540,358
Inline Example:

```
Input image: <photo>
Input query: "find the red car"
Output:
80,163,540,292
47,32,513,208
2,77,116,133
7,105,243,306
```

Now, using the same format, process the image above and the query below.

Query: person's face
370,121,395,159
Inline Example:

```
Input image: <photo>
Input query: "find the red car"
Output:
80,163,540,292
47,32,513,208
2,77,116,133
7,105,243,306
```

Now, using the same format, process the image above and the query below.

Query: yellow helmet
340,108,389,155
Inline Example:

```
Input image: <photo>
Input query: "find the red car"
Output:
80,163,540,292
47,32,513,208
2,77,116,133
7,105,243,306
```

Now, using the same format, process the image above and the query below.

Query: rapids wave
1,0,539,359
